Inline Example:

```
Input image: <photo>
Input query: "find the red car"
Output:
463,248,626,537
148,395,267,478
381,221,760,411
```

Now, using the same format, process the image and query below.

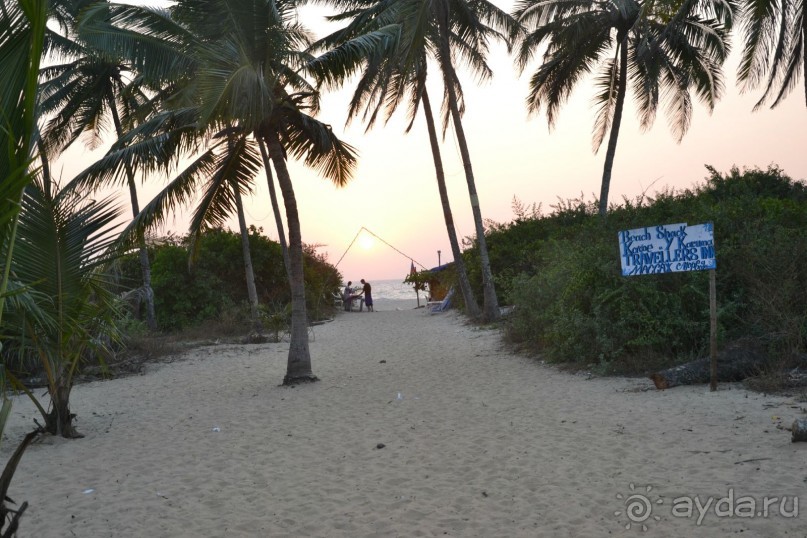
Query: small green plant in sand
260,303,292,343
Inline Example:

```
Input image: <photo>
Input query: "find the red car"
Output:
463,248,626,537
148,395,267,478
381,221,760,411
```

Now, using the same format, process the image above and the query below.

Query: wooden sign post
709,268,717,391
618,223,718,389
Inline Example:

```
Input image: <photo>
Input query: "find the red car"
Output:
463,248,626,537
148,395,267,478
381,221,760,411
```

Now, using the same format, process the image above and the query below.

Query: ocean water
343,278,422,301
366,278,421,300
370,278,424,300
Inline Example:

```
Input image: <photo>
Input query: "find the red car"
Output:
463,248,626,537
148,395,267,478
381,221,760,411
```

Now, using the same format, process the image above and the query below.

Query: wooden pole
709,269,718,391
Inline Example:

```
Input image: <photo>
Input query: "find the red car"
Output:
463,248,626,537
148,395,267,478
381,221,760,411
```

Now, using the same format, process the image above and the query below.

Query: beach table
347,295,364,311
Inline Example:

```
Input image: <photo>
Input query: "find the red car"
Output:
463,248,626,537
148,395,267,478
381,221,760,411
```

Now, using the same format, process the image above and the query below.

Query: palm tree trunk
37,139,52,198
266,131,316,384
421,88,482,319
598,38,629,218
257,136,292,278
45,381,82,438
231,179,262,333
436,22,500,322
108,95,157,331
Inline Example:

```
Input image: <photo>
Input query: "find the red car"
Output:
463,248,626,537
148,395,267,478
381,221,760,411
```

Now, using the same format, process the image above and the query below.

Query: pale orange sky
265,10,807,281
58,3,807,282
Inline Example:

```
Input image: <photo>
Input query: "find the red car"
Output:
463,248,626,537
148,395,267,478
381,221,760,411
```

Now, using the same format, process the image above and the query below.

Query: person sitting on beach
360,279,373,312
343,281,365,311
343,281,353,311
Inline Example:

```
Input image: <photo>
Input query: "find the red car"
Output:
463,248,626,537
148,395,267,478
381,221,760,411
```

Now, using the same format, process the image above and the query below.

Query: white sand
2,303,805,537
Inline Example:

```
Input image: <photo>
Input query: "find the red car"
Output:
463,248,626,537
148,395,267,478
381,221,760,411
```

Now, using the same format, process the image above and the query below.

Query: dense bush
115,227,341,332
477,166,807,374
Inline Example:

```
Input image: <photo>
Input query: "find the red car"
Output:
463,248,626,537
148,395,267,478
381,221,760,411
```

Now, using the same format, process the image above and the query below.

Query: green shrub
494,165,807,374
116,228,341,332
150,242,228,331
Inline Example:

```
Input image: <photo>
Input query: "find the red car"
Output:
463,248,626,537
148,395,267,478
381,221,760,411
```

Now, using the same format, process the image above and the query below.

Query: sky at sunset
59,3,807,282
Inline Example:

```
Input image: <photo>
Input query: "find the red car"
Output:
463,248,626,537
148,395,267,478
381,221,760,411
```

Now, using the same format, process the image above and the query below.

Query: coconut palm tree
736,0,806,108
5,176,124,438
315,0,518,322
1,0,47,325
314,4,484,319
0,0,48,521
38,17,160,331
513,0,734,217
75,0,390,382
170,0,378,382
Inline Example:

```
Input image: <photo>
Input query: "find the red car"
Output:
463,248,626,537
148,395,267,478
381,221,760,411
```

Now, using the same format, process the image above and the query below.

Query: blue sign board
619,222,716,276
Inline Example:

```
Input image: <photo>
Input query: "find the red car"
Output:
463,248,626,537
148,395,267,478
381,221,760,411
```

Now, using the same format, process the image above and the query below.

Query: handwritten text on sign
619,222,716,276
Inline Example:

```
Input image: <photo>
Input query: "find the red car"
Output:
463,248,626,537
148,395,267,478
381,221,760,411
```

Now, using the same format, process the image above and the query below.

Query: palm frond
0,0,47,327
306,25,401,90
77,2,196,85
65,107,201,194
278,110,358,187
185,134,261,257
116,142,221,246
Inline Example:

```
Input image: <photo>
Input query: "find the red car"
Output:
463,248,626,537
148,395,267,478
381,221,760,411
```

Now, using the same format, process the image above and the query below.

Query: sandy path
2,303,805,537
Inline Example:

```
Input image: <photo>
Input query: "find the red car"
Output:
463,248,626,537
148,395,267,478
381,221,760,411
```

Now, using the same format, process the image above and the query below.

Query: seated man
343,281,364,312
343,281,353,311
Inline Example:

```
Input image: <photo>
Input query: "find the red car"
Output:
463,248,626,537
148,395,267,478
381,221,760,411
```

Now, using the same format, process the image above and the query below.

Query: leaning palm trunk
598,39,629,218
232,180,262,333
257,136,292,278
421,89,481,318
264,133,316,384
437,32,499,322
108,96,157,330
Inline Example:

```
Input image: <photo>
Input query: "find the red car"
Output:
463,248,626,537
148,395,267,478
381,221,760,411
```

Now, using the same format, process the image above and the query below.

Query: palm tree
513,0,734,217
736,0,807,108
420,85,483,318
5,177,124,438
76,0,388,382
316,0,518,322
0,0,48,327
66,1,287,337
171,0,374,382
314,4,483,319
431,0,513,322
37,14,160,330
0,0,48,521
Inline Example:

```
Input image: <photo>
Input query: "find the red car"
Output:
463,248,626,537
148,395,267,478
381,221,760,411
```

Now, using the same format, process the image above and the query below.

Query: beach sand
2,301,805,537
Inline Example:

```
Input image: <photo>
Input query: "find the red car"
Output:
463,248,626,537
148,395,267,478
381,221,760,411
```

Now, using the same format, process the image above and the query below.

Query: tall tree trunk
37,139,52,198
598,38,629,218
266,132,316,384
231,179,262,333
436,20,500,322
421,89,482,319
108,95,157,331
44,189,81,439
257,136,291,279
